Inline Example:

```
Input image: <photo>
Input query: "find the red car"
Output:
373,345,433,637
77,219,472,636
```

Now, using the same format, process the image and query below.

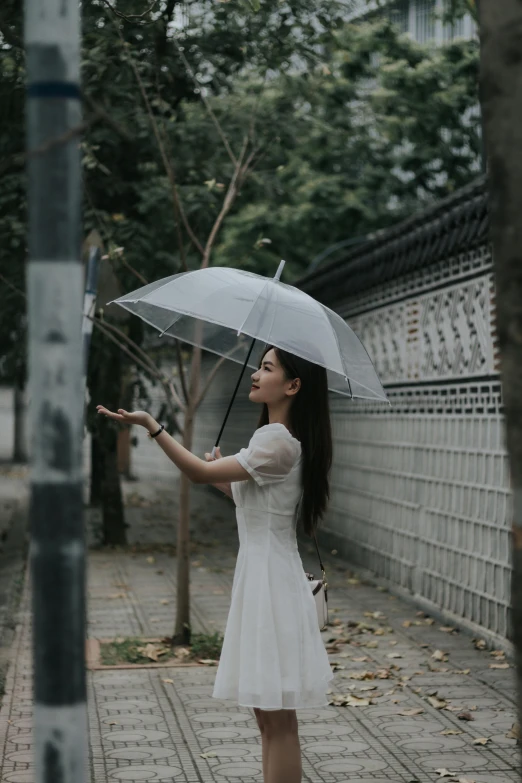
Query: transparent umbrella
110,261,388,450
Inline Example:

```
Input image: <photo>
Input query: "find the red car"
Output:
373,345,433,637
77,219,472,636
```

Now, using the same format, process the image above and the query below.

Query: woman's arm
204,448,233,499
96,406,249,486
213,482,233,499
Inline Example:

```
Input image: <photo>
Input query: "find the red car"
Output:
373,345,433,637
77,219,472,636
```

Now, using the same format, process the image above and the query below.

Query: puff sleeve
234,425,301,487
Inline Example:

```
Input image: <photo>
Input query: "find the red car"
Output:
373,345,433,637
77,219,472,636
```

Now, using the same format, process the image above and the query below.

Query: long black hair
256,346,333,537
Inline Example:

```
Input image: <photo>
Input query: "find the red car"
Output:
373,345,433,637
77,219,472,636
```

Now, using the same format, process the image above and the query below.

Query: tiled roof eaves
297,176,489,304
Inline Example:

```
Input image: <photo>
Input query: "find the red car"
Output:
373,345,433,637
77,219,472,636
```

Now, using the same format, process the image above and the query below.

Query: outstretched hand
96,405,152,429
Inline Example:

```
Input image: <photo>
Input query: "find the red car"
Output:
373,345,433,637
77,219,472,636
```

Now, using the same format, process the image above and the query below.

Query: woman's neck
267,402,292,434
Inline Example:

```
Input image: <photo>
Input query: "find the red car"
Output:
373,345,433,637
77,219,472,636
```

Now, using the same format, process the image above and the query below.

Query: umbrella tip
274,260,285,281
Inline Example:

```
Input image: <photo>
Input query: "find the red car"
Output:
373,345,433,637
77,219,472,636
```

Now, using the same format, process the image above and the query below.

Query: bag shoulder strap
312,530,326,576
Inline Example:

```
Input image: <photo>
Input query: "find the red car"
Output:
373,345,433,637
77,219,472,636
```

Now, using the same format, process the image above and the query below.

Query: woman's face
249,348,298,404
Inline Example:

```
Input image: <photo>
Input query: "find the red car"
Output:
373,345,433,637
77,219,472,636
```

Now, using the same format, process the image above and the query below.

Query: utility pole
478,0,522,765
25,1,87,781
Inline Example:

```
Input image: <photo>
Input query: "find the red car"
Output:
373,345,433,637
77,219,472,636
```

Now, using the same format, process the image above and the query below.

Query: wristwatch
147,423,165,440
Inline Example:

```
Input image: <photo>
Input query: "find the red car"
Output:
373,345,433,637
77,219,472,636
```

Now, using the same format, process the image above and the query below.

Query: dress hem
212,694,331,711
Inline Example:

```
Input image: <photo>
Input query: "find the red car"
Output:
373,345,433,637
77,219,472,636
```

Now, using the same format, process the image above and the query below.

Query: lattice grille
349,275,494,384
340,245,492,318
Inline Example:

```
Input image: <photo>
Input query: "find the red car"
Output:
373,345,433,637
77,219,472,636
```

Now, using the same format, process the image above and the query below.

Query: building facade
347,0,476,44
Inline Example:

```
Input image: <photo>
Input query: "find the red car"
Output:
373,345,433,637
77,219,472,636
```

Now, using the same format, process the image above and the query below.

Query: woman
97,345,333,783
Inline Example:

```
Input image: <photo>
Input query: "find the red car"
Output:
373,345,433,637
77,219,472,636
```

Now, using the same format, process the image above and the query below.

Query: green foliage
189,631,224,660
212,20,481,276
0,3,480,382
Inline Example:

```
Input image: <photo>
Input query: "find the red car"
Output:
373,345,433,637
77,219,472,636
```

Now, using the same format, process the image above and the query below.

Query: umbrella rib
236,279,271,337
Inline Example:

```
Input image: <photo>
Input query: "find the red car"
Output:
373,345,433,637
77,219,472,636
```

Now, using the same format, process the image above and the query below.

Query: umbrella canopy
110,262,387,402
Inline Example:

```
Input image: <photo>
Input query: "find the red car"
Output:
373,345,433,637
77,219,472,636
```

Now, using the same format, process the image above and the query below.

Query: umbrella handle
211,446,218,459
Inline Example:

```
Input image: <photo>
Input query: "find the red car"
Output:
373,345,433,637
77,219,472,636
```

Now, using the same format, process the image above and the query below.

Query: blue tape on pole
27,82,81,100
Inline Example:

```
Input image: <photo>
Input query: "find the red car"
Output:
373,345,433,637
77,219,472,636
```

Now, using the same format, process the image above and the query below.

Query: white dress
212,423,333,710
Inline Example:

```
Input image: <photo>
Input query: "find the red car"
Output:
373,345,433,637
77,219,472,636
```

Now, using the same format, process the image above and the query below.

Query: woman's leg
260,709,301,783
253,708,268,781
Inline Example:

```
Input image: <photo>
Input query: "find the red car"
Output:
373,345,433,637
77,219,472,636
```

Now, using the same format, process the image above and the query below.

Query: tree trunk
101,441,126,546
97,337,126,545
12,380,27,463
117,429,132,478
172,344,202,645
90,433,103,507
117,369,134,479
478,0,522,752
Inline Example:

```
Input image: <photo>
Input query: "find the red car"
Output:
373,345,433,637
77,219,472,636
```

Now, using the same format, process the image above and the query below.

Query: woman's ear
287,378,301,396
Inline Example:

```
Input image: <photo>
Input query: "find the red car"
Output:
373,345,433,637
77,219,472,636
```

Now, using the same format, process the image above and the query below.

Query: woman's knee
259,709,298,739
253,707,265,733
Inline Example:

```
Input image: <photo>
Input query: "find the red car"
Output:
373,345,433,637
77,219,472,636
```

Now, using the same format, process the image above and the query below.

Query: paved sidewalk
0,478,520,782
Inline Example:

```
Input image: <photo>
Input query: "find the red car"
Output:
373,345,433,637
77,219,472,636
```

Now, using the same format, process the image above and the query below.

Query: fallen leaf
329,693,371,707
139,643,169,662
428,696,448,709
347,578,360,585
159,599,170,605
473,638,486,650
490,649,505,659
489,662,509,669
200,752,217,758
146,555,155,564
107,720,118,725
441,729,462,735
472,737,489,745
458,778,476,783
352,656,370,662
506,723,521,740
174,647,190,659
452,669,471,675
402,620,412,628
436,770,457,778
387,652,403,659
457,711,475,721
432,650,449,662
348,670,374,680
398,707,424,716
162,678,174,684
198,659,218,666
440,626,457,633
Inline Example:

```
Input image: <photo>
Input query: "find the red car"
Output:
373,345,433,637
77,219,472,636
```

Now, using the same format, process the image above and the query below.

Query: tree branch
173,42,238,168
99,0,160,21
195,355,227,409
90,314,184,434
110,16,204,263
0,273,25,299
93,314,185,411
176,342,190,404
201,136,260,268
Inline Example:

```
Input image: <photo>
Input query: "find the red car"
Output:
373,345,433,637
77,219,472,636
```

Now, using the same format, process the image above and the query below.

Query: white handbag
305,533,328,630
